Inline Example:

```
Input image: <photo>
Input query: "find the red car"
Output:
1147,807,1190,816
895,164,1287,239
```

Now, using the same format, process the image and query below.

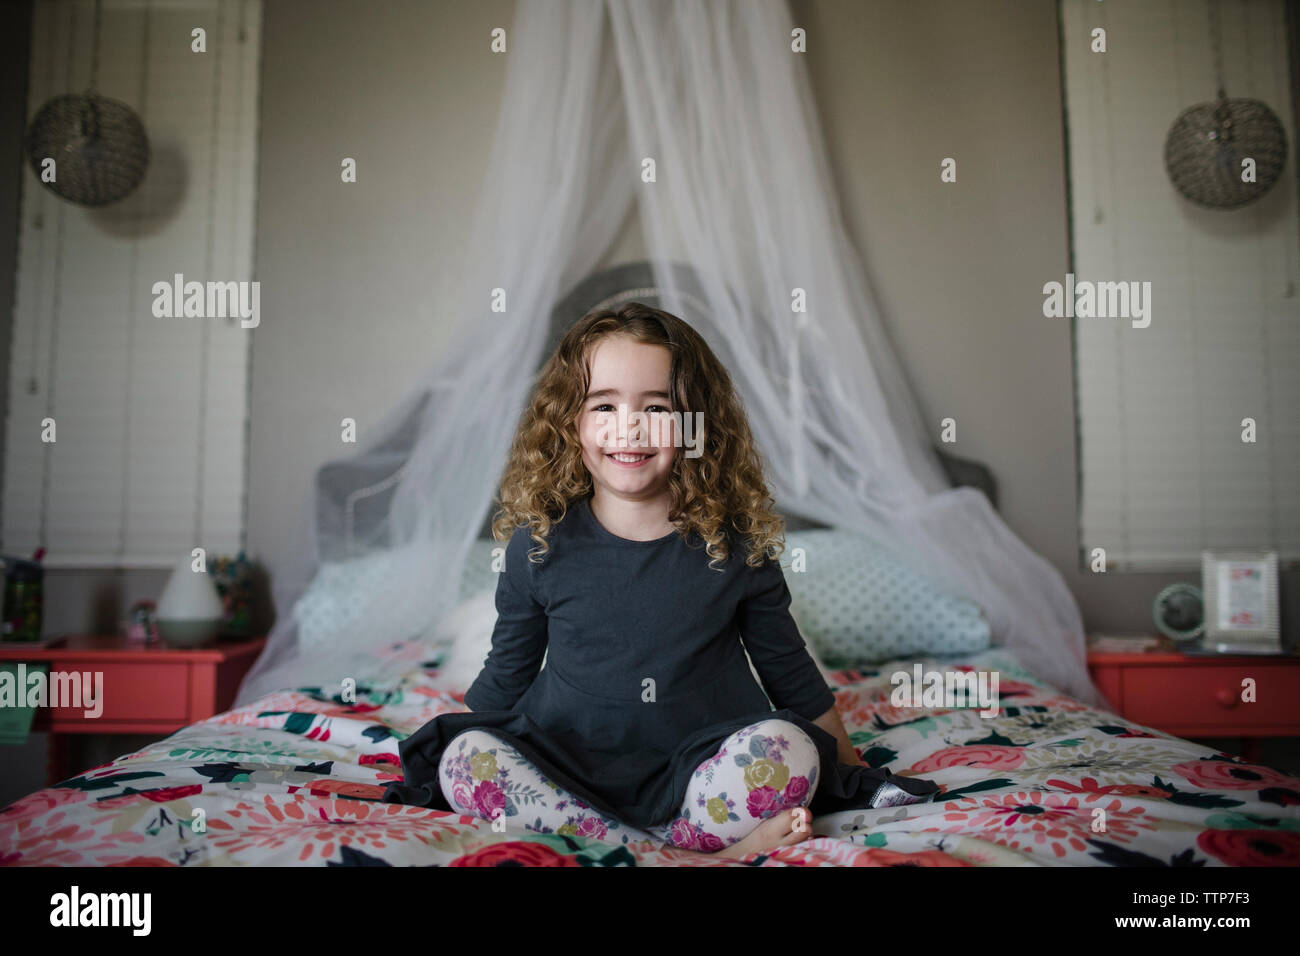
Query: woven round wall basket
25,92,150,207
1164,95,1287,210
1162,0,1288,210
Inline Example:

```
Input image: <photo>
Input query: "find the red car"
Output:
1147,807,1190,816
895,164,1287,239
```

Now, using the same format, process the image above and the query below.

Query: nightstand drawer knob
1215,688,1238,708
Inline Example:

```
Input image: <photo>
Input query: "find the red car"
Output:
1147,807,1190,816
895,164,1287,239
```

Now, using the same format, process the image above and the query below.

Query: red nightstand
1087,642,1300,762
0,634,265,785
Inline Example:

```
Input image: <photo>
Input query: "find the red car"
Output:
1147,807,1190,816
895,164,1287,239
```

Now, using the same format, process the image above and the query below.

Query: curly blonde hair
489,302,786,572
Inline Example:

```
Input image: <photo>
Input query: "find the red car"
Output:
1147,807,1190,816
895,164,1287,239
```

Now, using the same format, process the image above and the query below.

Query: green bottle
2,554,44,642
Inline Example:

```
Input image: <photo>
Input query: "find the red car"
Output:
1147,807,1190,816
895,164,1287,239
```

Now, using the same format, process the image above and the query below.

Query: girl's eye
593,404,673,413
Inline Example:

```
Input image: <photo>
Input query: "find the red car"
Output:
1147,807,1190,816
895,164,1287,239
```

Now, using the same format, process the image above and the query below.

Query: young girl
383,302,940,857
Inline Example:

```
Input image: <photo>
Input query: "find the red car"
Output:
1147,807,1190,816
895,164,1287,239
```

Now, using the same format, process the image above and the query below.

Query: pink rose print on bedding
1172,759,1300,792
912,745,1026,772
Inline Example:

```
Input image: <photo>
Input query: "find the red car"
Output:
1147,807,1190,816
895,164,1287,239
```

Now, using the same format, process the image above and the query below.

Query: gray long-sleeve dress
382,494,940,830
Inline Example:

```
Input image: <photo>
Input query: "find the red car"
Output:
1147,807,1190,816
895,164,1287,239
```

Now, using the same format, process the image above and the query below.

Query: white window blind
2,0,260,568
1061,0,1300,571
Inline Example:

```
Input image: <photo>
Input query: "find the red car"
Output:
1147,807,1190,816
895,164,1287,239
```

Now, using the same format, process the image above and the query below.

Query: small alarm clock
1153,582,1204,645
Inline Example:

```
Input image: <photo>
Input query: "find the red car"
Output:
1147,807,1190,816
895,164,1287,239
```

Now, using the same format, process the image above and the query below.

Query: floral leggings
437,717,820,852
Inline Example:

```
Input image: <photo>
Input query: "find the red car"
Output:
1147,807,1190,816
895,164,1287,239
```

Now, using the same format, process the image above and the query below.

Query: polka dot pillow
779,528,990,667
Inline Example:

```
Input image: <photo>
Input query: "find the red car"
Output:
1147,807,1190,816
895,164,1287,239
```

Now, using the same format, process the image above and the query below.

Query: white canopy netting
234,0,1104,710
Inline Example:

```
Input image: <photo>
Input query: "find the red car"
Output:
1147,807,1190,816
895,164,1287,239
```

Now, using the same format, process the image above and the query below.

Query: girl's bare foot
714,807,813,859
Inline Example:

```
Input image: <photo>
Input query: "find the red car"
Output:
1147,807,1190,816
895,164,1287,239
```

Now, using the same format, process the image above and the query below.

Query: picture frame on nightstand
1199,550,1281,655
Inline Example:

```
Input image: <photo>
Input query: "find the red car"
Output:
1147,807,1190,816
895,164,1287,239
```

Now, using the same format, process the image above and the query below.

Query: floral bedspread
2,645,1298,866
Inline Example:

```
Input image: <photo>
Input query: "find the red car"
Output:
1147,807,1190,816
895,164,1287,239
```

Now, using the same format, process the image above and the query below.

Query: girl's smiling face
578,335,679,502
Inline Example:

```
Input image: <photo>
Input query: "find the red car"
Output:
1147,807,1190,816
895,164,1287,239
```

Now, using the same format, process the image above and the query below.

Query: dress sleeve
463,526,549,712
735,552,835,722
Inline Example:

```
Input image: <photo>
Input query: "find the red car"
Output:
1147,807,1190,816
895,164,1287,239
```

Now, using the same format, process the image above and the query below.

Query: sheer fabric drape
236,0,1103,710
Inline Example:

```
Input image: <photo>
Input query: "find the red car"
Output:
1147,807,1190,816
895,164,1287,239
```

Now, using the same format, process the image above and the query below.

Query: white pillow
432,590,551,693
433,590,500,692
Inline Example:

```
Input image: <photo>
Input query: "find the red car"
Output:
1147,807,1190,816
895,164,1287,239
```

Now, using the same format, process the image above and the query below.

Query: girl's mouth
607,452,655,467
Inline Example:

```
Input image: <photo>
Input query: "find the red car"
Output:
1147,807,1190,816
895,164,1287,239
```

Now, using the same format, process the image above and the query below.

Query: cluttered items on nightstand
141,552,256,648
0,548,44,645
0,549,254,650
0,548,48,746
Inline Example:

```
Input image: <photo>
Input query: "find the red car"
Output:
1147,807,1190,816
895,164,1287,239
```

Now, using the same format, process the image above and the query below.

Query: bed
5,264,1299,866
3,637,1299,866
